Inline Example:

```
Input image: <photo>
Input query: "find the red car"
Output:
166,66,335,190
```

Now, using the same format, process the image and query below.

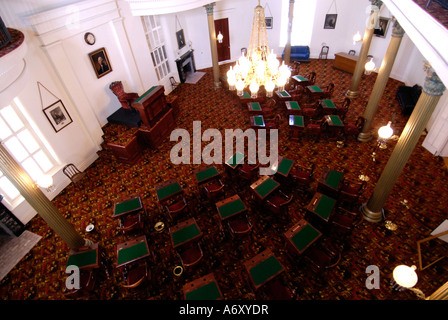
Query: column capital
370,0,383,8
391,18,405,38
423,62,446,96
204,2,215,15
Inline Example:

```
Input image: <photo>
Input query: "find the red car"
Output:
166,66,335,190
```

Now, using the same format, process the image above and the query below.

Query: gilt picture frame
88,47,112,78
374,17,391,38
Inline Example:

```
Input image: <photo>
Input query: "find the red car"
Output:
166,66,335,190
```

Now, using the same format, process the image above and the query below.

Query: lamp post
391,265,426,299
364,56,376,75
371,121,393,162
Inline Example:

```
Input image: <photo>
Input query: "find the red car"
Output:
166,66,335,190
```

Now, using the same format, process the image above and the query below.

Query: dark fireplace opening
176,49,196,83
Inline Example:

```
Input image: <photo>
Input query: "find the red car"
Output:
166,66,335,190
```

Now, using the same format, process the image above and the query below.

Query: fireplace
175,49,196,83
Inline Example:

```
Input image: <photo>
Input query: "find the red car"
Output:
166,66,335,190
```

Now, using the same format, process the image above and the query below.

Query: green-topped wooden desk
194,165,220,185
272,156,294,178
250,176,280,201
225,152,245,170
285,101,302,115
155,179,183,204
321,99,337,115
239,91,263,106
113,196,143,219
284,219,322,255
324,115,344,127
216,194,248,220
317,168,344,197
288,115,305,139
306,85,324,99
275,90,291,98
292,75,310,86
306,192,337,223
244,248,285,290
183,273,223,300
250,115,265,129
116,235,151,268
247,102,263,115
224,152,246,177
275,90,292,104
67,243,99,270
324,114,344,138
170,217,202,249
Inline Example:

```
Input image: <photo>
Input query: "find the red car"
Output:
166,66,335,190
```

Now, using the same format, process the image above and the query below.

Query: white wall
163,0,284,71
1,0,446,224
0,0,161,223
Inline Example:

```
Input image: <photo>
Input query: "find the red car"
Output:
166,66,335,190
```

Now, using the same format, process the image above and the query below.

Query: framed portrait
43,100,73,132
176,29,186,49
88,47,112,78
324,14,337,29
374,17,391,38
265,17,273,29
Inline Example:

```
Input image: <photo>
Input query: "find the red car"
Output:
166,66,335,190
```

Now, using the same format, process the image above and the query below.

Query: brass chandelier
226,0,291,98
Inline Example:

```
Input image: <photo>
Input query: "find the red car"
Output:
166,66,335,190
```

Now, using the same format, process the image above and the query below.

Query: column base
346,90,359,99
357,131,373,142
360,203,384,223
213,81,222,89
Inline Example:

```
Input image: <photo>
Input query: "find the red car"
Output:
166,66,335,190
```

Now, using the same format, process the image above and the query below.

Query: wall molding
26,0,120,45
125,0,222,16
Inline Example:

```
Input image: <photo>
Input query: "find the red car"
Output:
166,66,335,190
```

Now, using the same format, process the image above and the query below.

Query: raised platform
106,107,142,128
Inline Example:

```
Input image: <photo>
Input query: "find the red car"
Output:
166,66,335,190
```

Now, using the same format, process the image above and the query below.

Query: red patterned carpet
414,0,448,29
1,59,447,301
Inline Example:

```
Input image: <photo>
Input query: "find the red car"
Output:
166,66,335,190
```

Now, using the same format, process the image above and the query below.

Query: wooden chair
64,270,98,299
322,83,335,99
319,46,329,59
302,103,320,122
169,76,180,90
338,178,367,208
238,163,259,182
259,278,295,300
265,189,294,216
63,163,86,184
307,72,316,85
336,97,351,120
285,81,296,92
122,261,151,291
344,116,366,140
203,178,225,202
177,242,204,268
118,213,145,236
109,81,139,110
290,61,300,76
306,119,327,141
289,85,306,103
304,244,341,272
330,206,363,239
265,113,282,130
289,163,315,194
227,214,252,237
165,196,189,223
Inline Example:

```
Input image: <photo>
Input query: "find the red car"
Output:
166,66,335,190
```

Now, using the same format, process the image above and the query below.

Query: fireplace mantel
175,49,196,83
